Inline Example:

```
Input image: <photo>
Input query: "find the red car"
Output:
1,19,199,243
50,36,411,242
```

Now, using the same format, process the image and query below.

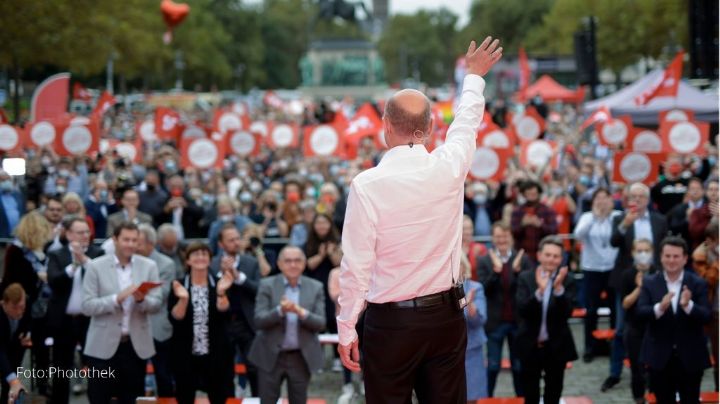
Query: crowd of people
0,91,716,404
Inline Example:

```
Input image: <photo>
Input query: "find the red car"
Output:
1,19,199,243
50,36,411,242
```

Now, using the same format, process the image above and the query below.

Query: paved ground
19,318,718,403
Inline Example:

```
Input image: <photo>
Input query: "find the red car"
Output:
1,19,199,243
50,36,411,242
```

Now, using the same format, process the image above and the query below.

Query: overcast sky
386,0,472,27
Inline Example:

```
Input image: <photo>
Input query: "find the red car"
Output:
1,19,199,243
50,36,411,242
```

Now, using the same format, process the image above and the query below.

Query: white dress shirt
64,258,86,315
653,271,694,318
113,255,135,335
337,74,486,345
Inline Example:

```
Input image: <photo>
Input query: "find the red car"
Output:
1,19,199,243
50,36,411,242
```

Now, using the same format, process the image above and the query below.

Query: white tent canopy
584,69,718,125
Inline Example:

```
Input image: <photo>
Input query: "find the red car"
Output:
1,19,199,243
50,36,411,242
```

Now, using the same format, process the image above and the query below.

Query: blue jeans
486,322,523,397
610,294,626,378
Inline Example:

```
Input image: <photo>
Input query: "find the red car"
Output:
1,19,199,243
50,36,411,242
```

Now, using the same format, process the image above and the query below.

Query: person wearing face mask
666,177,705,251
650,155,689,215
138,170,168,225
84,178,119,239
573,188,621,363
207,196,251,255
0,170,24,239
464,182,494,238
43,158,90,200
619,239,655,404
510,181,558,266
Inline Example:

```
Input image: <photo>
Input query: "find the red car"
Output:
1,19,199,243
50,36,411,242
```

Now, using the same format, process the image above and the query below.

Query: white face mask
633,251,653,266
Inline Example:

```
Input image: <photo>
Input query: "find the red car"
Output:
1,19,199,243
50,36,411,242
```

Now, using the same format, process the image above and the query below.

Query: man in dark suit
248,246,325,404
477,222,532,397
604,182,668,391
47,216,104,404
0,284,31,404
637,236,711,403
210,223,261,396
666,177,705,250
105,188,153,237
515,236,577,404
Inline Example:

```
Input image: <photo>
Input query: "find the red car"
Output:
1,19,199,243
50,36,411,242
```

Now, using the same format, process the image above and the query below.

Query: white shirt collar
663,269,684,285
113,254,135,270
378,144,429,166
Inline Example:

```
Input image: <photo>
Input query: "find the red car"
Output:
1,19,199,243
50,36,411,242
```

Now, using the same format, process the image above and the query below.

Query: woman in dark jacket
168,242,234,404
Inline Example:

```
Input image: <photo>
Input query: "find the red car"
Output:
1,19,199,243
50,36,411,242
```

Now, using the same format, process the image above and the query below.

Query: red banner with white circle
469,147,511,181
268,124,299,149
26,121,57,149
54,119,99,156
596,115,633,146
520,140,557,169
510,107,545,142
612,152,664,185
0,125,23,155
658,109,695,124
304,124,344,157
180,137,224,169
659,120,709,156
628,128,662,153
227,130,260,157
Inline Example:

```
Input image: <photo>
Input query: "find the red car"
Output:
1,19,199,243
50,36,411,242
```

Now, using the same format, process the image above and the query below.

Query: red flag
518,47,530,93
580,106,611,131
73,82,92,102
91,91,116,118
635,51,684,105
0,109,7,124
263,91,284,109
31,73,70,122
155,107,181,140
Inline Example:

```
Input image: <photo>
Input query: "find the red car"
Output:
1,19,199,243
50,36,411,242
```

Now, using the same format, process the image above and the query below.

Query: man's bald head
384,89,432,138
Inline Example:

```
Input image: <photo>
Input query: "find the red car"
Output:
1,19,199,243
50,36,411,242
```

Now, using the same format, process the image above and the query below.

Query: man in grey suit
248,246,326,404
137,223,178,397
210,223,261,396
82,222,163,404
106,188,153,237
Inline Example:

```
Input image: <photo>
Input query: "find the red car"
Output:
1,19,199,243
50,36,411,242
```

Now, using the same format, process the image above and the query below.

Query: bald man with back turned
337,37,503,403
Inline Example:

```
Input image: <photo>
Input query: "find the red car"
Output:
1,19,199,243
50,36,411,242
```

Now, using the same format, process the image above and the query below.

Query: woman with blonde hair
61,192,95,239
0,211,54,396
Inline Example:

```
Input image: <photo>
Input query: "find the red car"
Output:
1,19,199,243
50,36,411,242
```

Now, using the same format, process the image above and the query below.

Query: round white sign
115,142,138,161
230,131,256,156
525,141,554,167
62,126,93,155
619,153,652,183
271,124,294,148
182,125,206,139
31,121,56,146
668,122,701,154
632,131,662,153
187,138,218,169
665,109,688,122
139,120,156,142
515,116,541,141
602,119,628,145
309,126,339,156
218,112,242,134
470,147,500,179
250,121,268,137
482,130,510,149
0,125,19,151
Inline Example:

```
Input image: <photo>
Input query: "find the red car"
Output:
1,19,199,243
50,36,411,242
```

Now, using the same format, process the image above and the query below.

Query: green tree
378,9,458,86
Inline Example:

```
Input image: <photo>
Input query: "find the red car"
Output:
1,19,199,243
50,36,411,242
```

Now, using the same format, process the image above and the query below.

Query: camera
249,236,261,249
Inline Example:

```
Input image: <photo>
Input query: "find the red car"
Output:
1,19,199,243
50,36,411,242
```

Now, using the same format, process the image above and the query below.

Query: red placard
469,147,512,181
25,120,58,149
628,128,662,153
227,130,260,157
268,123,299,149
212,109,248,135
520,140,557,169
54,118,100,156
249,121,272,138
180,137,224,169
155,107,181,140
659,120,709,156
596,115,633,146
658,109,695,123
303,124,345,157
100,139,142,163
136,119,157,143
511,106,546,142
612,152,665,185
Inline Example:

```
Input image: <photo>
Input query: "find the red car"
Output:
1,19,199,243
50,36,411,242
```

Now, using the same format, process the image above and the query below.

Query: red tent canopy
516,75,585,103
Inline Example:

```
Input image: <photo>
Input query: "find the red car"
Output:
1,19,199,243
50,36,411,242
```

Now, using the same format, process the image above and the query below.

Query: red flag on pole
579,105,611,131
518,47,530,93
90,91,117,118
31,73,70,123
73,82,92,102
635,51,684,105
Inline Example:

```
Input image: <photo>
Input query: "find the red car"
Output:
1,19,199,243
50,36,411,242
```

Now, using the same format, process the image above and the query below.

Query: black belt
369,289,453,309
120,335,130,343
